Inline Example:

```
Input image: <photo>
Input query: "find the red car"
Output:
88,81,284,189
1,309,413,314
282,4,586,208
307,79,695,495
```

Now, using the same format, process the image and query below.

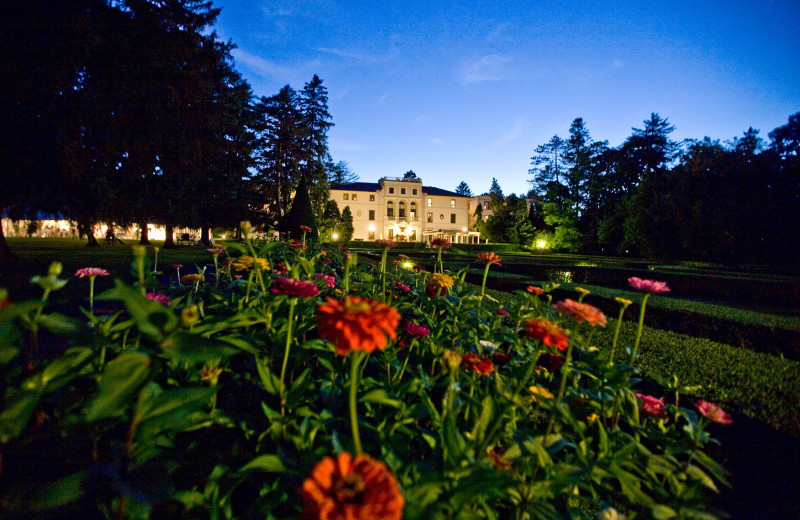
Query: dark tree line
518,113,799,264
1,0,346,258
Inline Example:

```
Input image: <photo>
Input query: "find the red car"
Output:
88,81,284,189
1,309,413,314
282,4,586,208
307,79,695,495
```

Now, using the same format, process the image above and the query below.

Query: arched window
386,200,394,218
410,202,417,220
399,201,406,218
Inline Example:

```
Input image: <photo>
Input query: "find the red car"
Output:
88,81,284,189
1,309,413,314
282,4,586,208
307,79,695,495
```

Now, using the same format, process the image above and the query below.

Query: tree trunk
200,226,210,246
79,221,100,247
0,221,17,263
139,221,150,245
163,224,176,248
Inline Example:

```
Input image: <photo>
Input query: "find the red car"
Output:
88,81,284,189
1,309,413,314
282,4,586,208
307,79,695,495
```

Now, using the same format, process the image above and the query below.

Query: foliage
339,206,355,243
0,243,734,519
279,175,318,239
455,181,474,197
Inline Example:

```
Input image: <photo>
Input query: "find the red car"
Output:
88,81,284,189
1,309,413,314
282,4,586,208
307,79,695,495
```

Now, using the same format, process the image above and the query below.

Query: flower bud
441,349,462,372
48,262,63,277
131,245,147,260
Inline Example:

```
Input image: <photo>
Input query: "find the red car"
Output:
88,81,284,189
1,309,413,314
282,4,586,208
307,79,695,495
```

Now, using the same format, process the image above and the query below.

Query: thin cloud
462,54,513,84
493,117,528,148
316,47,387,64
231,48,320,81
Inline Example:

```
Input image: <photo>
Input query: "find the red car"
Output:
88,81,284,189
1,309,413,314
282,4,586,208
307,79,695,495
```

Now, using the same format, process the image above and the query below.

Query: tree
403,170,418,179
327,161,359,185
528,135,568,205
319,199,342,241
279,174,318,239
339,206,354,242
455,181,473,197
300,75,334,218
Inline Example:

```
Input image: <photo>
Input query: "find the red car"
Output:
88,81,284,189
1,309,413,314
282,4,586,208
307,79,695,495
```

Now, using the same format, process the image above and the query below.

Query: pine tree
279,174,318,238
340,206,355,242
455,181,473,197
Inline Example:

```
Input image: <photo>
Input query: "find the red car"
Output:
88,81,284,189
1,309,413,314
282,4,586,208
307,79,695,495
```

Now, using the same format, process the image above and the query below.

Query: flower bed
0,239,732,519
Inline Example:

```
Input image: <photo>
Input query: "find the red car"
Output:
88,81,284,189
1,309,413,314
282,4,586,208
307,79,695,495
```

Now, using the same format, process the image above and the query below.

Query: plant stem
631,293,650,363
279,299,297,416
349,351,364,454
89,276,96,314
610,307,627,362
479,262,491,299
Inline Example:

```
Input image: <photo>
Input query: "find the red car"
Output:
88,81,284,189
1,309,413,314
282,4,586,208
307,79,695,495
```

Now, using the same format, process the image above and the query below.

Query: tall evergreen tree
300,75,333,218
528,134,568,205
455,181,473,197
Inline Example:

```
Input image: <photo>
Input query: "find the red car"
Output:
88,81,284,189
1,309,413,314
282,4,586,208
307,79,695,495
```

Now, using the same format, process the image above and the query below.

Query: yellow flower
586,413,598,422
181,273,205,285
614,297,633,307
529,386,554,402
231,255,270,272
575,286,590,296
199,366,222,383
181,305,200,326
429,273,454,288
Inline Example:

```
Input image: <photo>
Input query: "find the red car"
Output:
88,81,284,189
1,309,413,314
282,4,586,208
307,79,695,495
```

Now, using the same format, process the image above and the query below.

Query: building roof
422,186,470,197
330,182,382,192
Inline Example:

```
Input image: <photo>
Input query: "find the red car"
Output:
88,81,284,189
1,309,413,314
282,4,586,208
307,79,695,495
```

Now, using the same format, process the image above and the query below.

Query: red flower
636,393,668,419
430,238,451,249
270,277,320,298
476,252,502,265
403,321,430,338
491,352,510,367
628,277,670,294
462,353,495,375
317,297,401,355
496,309,510,316
553,299,607,327
299,225,313,233
425,283,448,299
526,285,545,295
300,452,404,520
524,319,569,351
274,262,289,275
695,400,732,425
537,352,565,372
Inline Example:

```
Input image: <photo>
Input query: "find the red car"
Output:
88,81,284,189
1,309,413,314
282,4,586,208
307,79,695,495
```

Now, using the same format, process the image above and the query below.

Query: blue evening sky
212,0,800,196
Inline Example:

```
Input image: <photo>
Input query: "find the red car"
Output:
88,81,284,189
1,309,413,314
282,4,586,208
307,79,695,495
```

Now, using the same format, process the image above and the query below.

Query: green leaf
85,350,151,421
0,391,42,443
469,395,494,444
40,347,93,390
30,275,68,291
256,357,280,395
25,471,88,512
37,313,92,340
360,388,402,408
651,504,677,519
112,280,178,340
160,331,241,364
0,321,21,364
238,454,286,473
685,464,718,492
134,386,216,442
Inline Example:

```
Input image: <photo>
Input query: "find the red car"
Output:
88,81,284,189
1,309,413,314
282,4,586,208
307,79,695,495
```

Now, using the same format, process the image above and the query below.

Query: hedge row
484,287,800,437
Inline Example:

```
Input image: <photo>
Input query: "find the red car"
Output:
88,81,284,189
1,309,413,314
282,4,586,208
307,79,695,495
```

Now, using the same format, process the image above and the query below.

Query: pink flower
273,263,289,275
270,277,320,298
393,281,411,293
290,239,306,250
403,321,430,338
476,252,502,266
553,299,607,327
526,285,545,295
496,309,510,316
146,293,171,306
313,273,336,288
430,238,451,249
628,277,671,294
322,258,332,265
695,400,732,425
75,267,110,278
636,393,668,419
172,264,183,269
299,225,313,233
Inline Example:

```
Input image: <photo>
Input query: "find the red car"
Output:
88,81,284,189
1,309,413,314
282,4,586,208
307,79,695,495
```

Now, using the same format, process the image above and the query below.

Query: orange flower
523,319,569,351
462,353,494,375
476,252,502,265
301,452,404,520
317,297,401,355
553,299,607,327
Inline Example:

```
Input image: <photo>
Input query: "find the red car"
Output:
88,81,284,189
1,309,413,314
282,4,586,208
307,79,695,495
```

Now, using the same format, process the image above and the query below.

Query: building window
410,202,417,219
401,188,406,195
386,201,394,218
427,212,433,223
352,194,357,201
370,195,375,201
483,201,489,209
413,188,418,195
343,193,349,200
427,198,432,207
450,199,456,208
368,231,375,240
410,229,417,241
388,228,394,239
399,201,406,218
389,187,394,194
450,213,456,223
369,210,375,220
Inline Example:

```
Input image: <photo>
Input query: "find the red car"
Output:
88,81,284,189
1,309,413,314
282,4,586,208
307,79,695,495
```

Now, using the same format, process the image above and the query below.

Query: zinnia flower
523,319,569,351
375,239,397,248
207,247,225,255
476,252,502,265
429,273,454,288
529,386,555,401
403,321,430,338
430,238,451,249
181,305,200,326
496,309,509,316
491,352,510,367
314,273,336,288
232,255,270,272
181,273,205,285
628,277,670,294
271,277,320,298
75,267,110,278
636,393,668,419
392,281,411,293
274,262,289,274
553,299,607,327
526,285,545,295
300,452,404,520
614,297,633,306
695,400,732,425
537,352,566,372
462,353,494,375
146,292,171,306
317,297,401,355
299,225,313,233
575,286,591,297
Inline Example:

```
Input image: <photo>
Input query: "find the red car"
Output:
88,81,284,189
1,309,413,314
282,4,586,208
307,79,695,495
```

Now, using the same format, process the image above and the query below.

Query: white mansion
330,176,485,243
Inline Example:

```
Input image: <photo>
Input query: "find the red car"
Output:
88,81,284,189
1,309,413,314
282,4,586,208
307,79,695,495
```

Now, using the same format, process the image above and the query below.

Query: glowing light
332,233,339,240
368,224,375,231
536,240,548,249
462,227,467,232
402,261,414,269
